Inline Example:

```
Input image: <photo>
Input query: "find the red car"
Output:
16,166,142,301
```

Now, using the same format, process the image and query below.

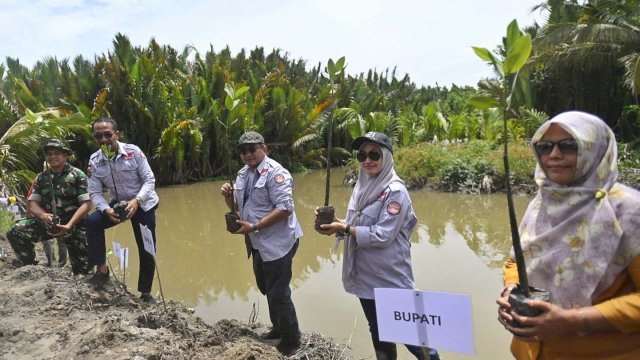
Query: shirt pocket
253,185,271,205
92,163,110,181
360,201,383,225
118,158,139,182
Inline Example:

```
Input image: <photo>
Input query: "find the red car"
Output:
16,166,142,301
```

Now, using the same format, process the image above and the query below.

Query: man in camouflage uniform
7,138,92,275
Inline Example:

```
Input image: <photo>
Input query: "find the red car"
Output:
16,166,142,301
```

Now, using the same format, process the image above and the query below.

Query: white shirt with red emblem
234,156,303,261
88,141,159,213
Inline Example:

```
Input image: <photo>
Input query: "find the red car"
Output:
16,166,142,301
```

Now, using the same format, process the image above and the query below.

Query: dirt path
0,236,349,359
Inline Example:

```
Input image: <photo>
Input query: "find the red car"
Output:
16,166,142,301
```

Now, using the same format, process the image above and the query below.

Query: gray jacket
88,141,159,213
235,156,303,261
342,181,417,299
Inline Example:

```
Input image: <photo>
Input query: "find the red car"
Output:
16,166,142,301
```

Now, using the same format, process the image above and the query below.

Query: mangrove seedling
101,144,129,221
315,57,346,229
470,19,550,326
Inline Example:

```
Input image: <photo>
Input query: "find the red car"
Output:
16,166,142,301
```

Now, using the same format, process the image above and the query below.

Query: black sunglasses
93,132,115,140
533,139,578,156
356,150,382,162
237,144,261,155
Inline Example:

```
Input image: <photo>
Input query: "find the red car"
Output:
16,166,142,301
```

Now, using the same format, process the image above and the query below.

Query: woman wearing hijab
497,111,640,359
316,132,439,360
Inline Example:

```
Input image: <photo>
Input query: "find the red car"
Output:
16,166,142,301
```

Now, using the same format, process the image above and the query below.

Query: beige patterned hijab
517,111,640,309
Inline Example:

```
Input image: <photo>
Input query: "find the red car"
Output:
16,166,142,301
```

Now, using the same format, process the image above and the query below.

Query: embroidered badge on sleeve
274,174,285,184
387,201,401,215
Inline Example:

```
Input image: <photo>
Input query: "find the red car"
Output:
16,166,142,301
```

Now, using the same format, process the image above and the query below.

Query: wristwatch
135,196,143,205
252,223,259,233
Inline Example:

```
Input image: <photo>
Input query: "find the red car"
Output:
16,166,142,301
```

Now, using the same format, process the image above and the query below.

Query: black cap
351,132,393,153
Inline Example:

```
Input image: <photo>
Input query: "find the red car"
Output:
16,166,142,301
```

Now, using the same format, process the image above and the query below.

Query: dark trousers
86,205,157,293
251,238,301,343
359,298,440,360
7,217,88,275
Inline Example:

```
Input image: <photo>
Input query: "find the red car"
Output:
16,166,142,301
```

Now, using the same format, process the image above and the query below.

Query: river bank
0,237,348,360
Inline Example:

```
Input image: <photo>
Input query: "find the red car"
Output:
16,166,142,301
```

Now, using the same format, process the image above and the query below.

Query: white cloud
0,0,544,86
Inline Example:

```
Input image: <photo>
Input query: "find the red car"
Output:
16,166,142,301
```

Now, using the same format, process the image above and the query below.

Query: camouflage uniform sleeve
75,168,90,203
28,174,43,203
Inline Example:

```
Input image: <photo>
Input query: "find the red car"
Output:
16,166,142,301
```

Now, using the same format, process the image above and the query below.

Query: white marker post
109,241,122,281
112,241,121,266
374,288,475,356
118,247,129,284
140,223,166,311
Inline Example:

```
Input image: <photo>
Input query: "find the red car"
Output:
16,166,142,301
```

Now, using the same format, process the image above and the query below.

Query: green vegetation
1,1,639,195
0,209,15,233
394,140,535,193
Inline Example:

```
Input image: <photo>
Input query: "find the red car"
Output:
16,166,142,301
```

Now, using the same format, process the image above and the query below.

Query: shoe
140,293,157,304
429,348,441,360
260,329,281,340
276,338,301,356
87,270,109,287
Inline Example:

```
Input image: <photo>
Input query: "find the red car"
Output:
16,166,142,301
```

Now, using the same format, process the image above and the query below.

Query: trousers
7,217,88,275
251,238,301,342
86,205,157,293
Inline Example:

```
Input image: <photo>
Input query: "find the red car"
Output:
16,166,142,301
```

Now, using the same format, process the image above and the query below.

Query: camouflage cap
43,138,72,155
238,131,265,145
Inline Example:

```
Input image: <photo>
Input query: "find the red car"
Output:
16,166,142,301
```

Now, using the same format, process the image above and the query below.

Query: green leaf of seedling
503,34,532,75
224,83,234,99
234,86,250,98
228,107,240,123
506,19,521,51
472,47,493,62
224,95,234,111
328,59,336,77
101,144,116,159
468,96,500,110
335,56,346,72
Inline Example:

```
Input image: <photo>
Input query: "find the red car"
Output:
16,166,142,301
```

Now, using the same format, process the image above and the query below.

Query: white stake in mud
140,224,166,311
119,247,129,285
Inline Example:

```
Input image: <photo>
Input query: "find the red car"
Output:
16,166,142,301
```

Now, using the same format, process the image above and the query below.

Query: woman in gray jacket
316,132,439,360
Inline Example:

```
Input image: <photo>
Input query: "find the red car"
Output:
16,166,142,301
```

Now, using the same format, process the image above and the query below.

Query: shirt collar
255,156,269,175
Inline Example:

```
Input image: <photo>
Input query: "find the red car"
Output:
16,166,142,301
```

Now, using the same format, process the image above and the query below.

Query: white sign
118,247,129,270
139,224,155,258
112,241,121,256
10,204,21,220
374,288,475,355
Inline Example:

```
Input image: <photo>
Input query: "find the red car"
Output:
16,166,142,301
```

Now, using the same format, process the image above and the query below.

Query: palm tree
0,108,89,198
531,0,640,127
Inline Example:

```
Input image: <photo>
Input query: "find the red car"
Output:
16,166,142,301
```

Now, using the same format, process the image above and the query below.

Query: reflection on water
412,191,529,269
106,168,532,360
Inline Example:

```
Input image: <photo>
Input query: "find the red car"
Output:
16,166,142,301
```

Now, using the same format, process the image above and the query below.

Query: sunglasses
237,144,261,155
533,139,578,156
356,150,382,162
93,132,115,140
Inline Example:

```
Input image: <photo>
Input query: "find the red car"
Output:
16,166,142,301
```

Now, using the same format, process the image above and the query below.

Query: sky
0,0,546,88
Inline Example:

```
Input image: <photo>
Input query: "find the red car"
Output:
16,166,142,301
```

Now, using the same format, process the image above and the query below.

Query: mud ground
0,236,349,359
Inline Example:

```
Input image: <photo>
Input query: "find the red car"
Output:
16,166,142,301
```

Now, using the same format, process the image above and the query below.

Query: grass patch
395,140,535,192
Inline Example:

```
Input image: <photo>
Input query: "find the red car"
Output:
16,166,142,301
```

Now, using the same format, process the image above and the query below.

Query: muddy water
106,168,531,359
